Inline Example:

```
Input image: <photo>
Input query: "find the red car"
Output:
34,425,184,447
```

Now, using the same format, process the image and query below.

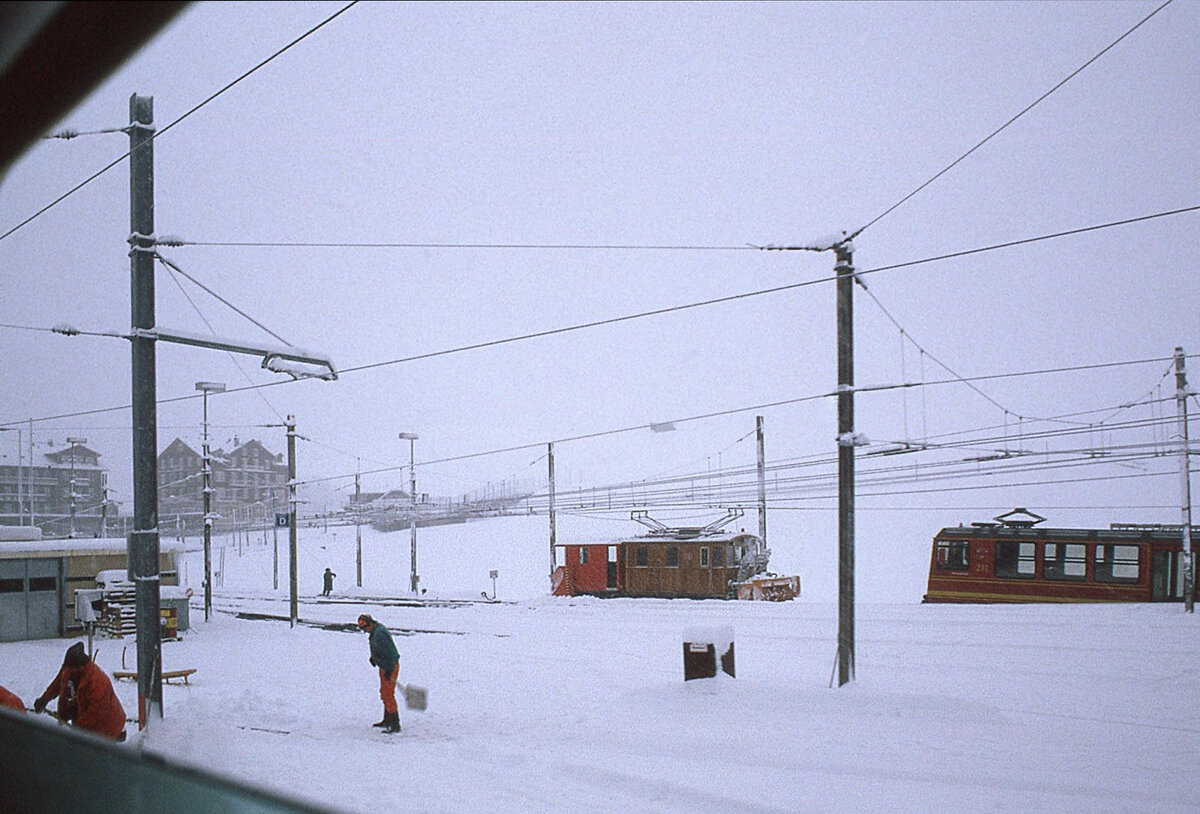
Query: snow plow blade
735,575,800,601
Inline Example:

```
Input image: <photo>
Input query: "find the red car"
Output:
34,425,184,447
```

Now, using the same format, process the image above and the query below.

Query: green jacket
368,623,400,674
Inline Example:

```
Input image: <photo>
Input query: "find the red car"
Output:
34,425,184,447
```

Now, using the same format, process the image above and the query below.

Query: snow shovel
400,683,428,712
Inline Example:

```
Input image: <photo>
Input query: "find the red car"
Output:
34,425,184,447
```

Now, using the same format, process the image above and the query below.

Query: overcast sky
1,1,1197,595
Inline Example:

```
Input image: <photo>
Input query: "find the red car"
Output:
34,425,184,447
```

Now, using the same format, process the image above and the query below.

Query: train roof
555,530,761,547
935,523,1195,543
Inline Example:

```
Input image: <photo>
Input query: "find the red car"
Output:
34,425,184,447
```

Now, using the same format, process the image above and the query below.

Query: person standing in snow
356,614,401,732
322,567,337,597
32,642,126,741
0,682,25,713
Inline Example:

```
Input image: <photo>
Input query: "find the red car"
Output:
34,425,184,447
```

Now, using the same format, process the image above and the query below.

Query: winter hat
63,642,89,669
356,614,374,630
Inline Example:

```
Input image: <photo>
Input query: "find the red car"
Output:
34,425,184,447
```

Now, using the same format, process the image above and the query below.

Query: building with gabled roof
157,436,288,533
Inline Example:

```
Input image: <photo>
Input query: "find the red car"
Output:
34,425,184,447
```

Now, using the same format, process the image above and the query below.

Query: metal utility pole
355,461,363,588
548,442,557,576
127,93,162,729
272,494,279,591
399,433,419,594
196,382,224,621
835,242,856,687
1175,347,1194,613
287,416,298,627
755,416,767,550
28,418,35,526
66,436,86,538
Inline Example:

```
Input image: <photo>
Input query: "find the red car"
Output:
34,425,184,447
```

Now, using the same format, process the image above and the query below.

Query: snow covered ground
3,518,1200,813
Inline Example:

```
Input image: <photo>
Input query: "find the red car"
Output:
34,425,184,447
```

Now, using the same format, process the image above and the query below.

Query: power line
0,1,361,244
851,0,1175,240
167,239,756,251
3,207,1197,429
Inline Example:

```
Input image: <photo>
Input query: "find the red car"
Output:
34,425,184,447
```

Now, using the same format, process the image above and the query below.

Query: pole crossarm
129,327,338,380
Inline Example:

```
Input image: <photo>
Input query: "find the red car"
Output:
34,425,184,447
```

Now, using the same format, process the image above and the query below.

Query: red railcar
551,510,797,600
923,509,1197,604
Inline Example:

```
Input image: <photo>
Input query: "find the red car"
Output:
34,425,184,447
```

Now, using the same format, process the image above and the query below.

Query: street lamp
398,432,419,595
196,381,225,622
65,436,87,538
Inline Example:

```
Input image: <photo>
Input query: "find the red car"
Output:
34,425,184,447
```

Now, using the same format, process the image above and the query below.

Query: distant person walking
356,614,401,733
33,642,126,740
0,682,25,713
322,568,337,597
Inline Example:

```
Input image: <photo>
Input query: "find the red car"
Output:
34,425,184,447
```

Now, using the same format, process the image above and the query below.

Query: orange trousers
378,665,399,713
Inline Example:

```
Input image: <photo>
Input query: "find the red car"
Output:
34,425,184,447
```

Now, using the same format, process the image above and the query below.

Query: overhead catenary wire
3,203,1198,405
850,0,1175,240
165,239,757,251
158,256,289,425
0,1,361,244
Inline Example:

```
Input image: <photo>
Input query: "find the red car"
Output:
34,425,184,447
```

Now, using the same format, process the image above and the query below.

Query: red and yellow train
551,510,799,600
924,508,1196,604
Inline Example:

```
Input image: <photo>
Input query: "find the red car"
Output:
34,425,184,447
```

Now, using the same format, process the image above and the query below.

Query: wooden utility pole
548,442,557,575
755,416,767,549
128,93,162,728
1175,348,1194,613
835,242,855,687
287,416,298,627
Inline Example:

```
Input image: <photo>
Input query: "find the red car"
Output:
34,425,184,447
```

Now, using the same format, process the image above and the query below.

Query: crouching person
33,642,126,741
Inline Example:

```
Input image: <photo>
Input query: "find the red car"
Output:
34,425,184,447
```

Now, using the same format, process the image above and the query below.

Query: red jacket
38,662,126,739
0,684,25,712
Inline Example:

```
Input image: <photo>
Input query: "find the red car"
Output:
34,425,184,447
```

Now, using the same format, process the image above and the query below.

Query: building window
700,547,709,567
579,548,588,565
935,540,970,571
994,540,1036,578
0,578,22,593
635,546,648,567
1095,544,1140,583
666,547,679,568
28,576,57,592
712,546,725,568
1043,543,1086,581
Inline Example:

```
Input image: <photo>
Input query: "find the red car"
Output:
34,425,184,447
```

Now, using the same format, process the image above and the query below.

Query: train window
994,541,1036,579
1095,544,1140,583
700,547,710,567
0,578,23,593
635,546,648,567
579,548,588,565
666,547,679,568
935,540,970,570
713,546,725,568
1043,543,1087,581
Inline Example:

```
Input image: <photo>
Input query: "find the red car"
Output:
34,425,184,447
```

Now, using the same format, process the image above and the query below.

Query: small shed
0,532,182,642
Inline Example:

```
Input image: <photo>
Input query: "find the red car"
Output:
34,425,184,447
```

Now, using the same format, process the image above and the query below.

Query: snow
3,517,1199,813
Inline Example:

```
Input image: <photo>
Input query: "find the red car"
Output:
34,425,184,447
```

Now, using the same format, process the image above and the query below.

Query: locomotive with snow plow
551,509,799,601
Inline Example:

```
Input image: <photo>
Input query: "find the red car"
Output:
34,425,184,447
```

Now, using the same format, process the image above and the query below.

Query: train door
1151,550,1185,601
607,546,618,590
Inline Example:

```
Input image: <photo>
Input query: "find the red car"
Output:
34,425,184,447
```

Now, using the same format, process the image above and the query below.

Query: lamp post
398,432,419,594
195,381,225,622
66,436,87,538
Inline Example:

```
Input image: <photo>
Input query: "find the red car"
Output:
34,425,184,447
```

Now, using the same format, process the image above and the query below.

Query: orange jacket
0,684,25,712
38,662,126,739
